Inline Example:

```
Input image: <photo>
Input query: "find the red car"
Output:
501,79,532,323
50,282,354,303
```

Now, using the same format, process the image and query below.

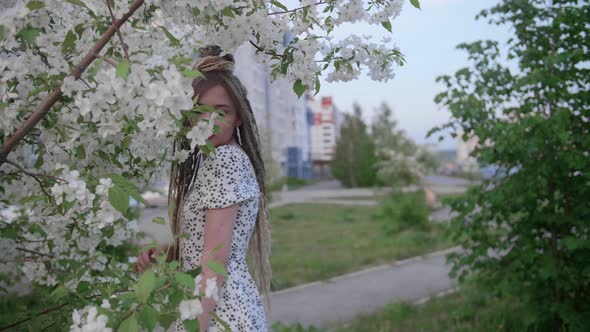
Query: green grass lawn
334,289,528,331
265,203,455,291
273,279,530,332
318,194,389,201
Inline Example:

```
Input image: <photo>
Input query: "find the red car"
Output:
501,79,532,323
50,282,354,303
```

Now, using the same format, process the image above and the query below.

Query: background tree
371,102,438,190
428,1,589,330
331,103,378,188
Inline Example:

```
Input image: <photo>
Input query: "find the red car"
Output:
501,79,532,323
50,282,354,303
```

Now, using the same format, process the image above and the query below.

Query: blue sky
317,0,512,150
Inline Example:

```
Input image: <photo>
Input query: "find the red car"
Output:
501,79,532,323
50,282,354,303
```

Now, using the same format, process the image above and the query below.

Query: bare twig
5,159,66,199
5,159,67,183
0,303,69,332
106,0,130,60
0,0,145,167
0,257,52,263
0,292,105,331
103,56,118,68
249,40,287,59
15,247,54,258
268,0,329,15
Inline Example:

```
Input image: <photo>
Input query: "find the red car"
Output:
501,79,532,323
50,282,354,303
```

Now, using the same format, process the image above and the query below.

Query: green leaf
210,311,232,331
175,272,195,290
177,232,190,239
221,7,235,17
121,136,132,149
270,0,288,11
314,76,321,96
109,187,129,213
107,174,146,205
185,267,202,278
181,69,203,78
169,288,183,306
410,0,421,9
61,30,76,54
152,217,165,225
182,319,198,332
139,305,158,332
159,26,181,47
19,195,45,205
64,0,87,7
75,145,86,160
134,270,156,303
27,1,45,10
154,275,167,290
119,314,139,332
157,312,177,330
0,25,5,41
49,285,69,300
77,280,90,293
381,19,392,33
206,260,228,279
17,27,41,45
116,59,130,79
211,243,223,255
293,79,305,98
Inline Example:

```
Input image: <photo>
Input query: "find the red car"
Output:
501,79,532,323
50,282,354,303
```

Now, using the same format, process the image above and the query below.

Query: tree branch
0,0,146,167
106,0,130,60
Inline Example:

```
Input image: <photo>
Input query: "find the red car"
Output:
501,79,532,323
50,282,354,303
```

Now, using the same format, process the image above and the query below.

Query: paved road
268,246,463,330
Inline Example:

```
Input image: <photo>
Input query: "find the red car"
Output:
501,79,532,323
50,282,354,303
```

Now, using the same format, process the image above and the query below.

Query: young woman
135,45,271,332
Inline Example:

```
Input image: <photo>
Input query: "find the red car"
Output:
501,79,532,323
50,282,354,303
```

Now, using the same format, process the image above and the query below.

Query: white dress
172,144,268,332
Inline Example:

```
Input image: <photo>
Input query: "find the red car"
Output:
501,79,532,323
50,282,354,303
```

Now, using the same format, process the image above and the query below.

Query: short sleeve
194,145,259,209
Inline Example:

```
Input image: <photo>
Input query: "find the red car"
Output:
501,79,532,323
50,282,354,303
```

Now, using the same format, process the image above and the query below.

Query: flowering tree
0,0,420,330
371,103,438,191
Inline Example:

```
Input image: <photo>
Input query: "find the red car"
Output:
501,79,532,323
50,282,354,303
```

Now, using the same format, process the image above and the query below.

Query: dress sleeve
194,145,259,209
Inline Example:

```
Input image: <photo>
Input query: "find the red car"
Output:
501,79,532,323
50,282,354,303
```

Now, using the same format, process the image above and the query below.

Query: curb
271,245,463,297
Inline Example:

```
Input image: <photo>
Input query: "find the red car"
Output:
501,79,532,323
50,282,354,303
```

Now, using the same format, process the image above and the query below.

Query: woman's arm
197,204,240,331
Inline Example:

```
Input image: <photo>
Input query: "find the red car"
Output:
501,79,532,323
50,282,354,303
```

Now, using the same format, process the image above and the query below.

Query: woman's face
193,84,241,148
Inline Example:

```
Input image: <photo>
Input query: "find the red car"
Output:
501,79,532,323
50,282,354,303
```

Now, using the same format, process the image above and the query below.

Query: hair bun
197,45,235,63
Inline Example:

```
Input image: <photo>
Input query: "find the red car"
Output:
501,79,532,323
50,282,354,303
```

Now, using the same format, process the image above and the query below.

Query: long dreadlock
167,45,272,319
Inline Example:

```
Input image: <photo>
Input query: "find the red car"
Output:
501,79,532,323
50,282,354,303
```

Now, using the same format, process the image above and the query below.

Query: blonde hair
167,45,272,318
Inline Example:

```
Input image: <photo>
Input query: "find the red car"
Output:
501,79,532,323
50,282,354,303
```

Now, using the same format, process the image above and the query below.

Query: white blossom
186,121,213,150
95,178,113,196
193,274,203,296
178,298,203,321
69,306,111,332
205,276,219,301
173,149,191,163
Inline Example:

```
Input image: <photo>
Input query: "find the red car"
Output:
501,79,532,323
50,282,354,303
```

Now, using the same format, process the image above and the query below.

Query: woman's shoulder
207,144,248,163
200,144,253,176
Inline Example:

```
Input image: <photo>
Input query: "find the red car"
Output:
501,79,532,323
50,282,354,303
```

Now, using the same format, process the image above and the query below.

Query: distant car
480,164,521,179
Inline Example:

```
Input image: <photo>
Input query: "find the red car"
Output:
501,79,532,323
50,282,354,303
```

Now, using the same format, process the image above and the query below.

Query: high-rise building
232,43,312,180
308,96,342,178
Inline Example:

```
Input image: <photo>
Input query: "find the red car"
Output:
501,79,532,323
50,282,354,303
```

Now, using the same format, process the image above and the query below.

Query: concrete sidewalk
268,246,463,330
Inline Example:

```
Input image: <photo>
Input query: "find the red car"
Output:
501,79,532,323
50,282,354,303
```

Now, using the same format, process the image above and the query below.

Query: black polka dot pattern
171,144,267,332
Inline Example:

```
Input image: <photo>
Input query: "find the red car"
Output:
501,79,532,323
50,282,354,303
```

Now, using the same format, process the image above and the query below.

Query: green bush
376,190,430,234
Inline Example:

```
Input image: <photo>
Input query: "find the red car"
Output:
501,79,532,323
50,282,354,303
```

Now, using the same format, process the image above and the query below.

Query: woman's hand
135,244,169,273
